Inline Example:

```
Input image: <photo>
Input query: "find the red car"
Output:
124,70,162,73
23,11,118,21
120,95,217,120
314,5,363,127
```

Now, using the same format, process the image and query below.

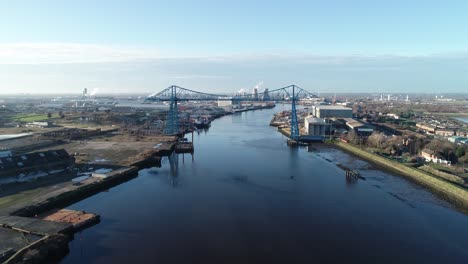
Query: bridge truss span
146,84,317,140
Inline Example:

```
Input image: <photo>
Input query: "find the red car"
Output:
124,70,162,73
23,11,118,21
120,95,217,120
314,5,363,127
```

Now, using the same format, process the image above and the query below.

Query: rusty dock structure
345,169,361,182
175,142,194,153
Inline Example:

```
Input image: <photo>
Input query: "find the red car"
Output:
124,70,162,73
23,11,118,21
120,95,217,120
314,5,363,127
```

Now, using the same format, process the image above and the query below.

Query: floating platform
42,209,100,231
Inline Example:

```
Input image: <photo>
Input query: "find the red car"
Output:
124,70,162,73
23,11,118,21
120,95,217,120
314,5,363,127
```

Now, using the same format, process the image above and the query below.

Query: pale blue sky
0,0,468,94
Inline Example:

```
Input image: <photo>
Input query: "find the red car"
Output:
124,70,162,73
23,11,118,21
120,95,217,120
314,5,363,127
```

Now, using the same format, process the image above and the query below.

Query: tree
47,112,52,118
456,146,466,158
347,129,360,145
459,153,468,165
413,138,426,154
367,131,387,149
59,111,65,118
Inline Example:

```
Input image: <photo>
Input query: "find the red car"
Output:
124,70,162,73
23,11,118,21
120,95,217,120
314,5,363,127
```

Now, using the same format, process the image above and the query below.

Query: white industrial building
217,100,233,112
217,100,232,107
311,105,352,118
304,116,327,136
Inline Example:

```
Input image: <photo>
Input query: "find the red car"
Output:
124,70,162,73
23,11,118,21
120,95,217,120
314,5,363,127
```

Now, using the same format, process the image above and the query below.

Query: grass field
0,189,40,211
8,114,57,122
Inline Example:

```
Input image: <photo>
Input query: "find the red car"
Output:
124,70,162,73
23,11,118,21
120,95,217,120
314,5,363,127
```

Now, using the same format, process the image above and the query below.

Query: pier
345,169,360,181
0,215,72,263
175,142,194,153
42,209,100,231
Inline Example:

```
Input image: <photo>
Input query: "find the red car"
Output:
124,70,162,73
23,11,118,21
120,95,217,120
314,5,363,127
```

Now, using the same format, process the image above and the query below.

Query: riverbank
334,141,468,211
58,105,468,263
0,166,141,263
0,105,277,263
0,141,176,263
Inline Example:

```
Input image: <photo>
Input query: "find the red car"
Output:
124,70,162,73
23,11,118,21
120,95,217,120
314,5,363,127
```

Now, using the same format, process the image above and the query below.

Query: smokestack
82,88,88,100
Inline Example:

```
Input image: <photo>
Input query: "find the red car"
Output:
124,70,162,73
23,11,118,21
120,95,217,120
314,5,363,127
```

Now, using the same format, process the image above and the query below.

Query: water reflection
159,152,190,188
60,106,468,264
196,127,210,135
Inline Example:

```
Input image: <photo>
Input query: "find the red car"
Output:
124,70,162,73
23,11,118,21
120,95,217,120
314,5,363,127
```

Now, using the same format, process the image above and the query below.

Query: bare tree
347,129,360,145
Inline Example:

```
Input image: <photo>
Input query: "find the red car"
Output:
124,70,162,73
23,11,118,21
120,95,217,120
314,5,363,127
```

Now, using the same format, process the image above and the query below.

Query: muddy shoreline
332,141,468,214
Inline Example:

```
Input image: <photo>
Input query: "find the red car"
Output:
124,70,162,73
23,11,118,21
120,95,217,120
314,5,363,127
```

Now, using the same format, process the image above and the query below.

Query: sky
0,0,468,94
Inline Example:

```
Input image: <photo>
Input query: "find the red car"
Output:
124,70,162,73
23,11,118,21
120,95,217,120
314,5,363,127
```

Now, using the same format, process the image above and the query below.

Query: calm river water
61,106,468,264
455,117,468,124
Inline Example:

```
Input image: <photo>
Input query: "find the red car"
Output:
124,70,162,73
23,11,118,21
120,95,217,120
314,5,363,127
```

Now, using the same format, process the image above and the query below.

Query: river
60,106,468,263
454,117,468,124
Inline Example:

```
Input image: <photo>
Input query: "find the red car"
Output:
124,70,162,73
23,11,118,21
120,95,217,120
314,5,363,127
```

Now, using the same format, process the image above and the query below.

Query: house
435,128,455,137
416,123,436,134
420,149,451,165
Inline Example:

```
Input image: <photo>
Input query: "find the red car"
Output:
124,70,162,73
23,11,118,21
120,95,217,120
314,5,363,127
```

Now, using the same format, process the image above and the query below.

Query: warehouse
345,118,374,136
311,105,353,118
0,149,75,178
304,116,327,137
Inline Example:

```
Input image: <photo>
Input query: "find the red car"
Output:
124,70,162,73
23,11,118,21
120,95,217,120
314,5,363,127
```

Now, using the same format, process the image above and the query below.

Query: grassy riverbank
335,141,468,210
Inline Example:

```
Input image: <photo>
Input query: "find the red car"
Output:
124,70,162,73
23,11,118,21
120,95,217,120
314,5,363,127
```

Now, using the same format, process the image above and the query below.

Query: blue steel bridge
146,85,317,140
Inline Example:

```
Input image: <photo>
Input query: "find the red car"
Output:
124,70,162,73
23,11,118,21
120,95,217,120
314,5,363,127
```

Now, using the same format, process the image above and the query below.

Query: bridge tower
290,85,300,141
165,85,179,135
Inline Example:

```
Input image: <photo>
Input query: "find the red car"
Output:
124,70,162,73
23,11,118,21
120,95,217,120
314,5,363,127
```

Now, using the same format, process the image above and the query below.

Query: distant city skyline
1,1,468,94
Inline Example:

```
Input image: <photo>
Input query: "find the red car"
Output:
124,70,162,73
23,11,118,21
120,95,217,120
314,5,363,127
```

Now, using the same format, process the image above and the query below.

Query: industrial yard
1,87,468,263
0,89,277,263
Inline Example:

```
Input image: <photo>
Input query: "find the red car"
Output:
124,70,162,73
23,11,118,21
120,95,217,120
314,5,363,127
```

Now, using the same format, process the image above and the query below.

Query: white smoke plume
254,81,264,90
89,88,99,96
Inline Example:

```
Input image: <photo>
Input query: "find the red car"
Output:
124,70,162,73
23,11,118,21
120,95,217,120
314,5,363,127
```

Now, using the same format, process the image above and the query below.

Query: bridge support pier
165,85,179,135
290,85,300,141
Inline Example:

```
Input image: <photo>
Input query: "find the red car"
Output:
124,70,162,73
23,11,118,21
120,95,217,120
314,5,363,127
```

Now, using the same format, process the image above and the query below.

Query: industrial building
217,100,233,112
25,121,52,128
304,116,327,137
311,105,353,118
0,149,75,178
41,128,102,140
344,118,374,136
448,136,468,145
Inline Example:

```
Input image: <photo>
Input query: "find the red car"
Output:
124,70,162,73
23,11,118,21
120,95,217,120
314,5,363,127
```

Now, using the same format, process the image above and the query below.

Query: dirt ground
0,127,175,215
34,133,176,166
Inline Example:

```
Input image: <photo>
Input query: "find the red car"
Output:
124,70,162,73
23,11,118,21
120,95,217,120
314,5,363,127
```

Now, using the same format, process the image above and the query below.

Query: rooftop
315,105,352,110
305,116,326,124
346,120,366,129
0,149,73,173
